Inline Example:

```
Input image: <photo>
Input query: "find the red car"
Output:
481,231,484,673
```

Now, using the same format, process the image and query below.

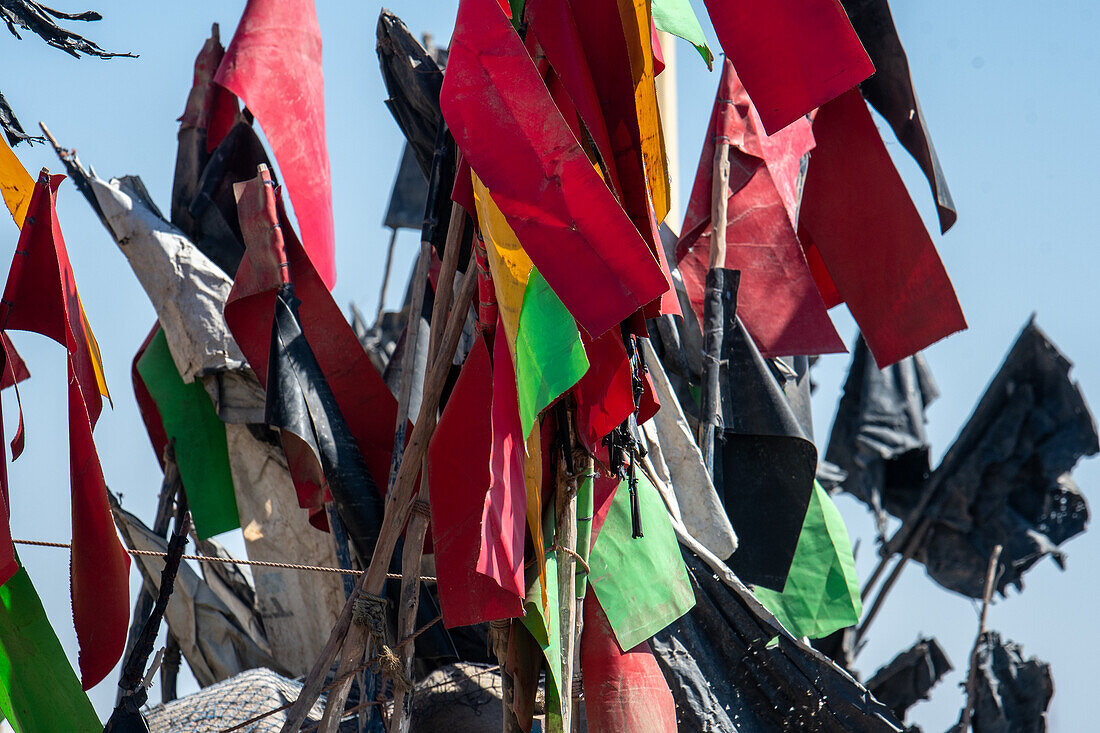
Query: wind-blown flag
215,0,336,289
702,0,873,134
0,170,129,689
651,0,712,67
442,0,668,338
799,89,966,367
0,134,33,228
677,59,844,358
0,561,101,732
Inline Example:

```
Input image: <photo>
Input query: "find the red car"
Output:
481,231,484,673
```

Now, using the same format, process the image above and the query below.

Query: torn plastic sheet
383,143,428,231
826,334,939,536
865,636,952,724
798,89,965,368
840,0,957,233
0,90,42,146
89,172,247,382
215,0,336,289
111,502,281,686
955,632,1053,733
651,547,903,733
908,319,1098,598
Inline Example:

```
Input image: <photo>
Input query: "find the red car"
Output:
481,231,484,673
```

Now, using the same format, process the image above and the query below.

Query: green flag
0,562,101,733
137,328,239,539
753,482,862,639
515,268,589,438
652,0,714,69
589,474,695,651
521,510,563,731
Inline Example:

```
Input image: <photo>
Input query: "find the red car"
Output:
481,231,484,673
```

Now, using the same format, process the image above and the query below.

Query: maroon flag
799,90,966,367
0,171,130,689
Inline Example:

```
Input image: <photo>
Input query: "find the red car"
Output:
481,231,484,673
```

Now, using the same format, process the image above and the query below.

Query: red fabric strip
703,0,873,134
572,329,633,454
215,0,336,289
428,334,523,627
0,171,130,689
441,0,667,338
799,90,966,367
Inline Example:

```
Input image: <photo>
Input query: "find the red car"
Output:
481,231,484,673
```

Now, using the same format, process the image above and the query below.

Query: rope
12,538,436,582
548,544,590,575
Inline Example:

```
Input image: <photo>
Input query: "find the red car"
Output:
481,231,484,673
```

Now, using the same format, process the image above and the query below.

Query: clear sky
1,1,1097,730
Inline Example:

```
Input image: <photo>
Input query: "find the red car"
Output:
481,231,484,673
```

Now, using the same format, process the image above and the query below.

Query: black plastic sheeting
0,90,41,146
952,632,1053,733
652,549,903,733
177,120,275,279
384,143,429,231
840,0,956,233
865,637,953,724
377,10,443,181
0,1,133,59
913,319,1097,598
825,334,939,536
716,296,816,591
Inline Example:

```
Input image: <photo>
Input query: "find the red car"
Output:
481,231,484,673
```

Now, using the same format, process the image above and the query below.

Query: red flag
0,171,130,689
225,169,399,523
427,334,524,627
677,60,843,357
799,90,966,367
441,0,668,338
572,329,633,454
703,0,873,134
215,0,336,289
581,589,677,733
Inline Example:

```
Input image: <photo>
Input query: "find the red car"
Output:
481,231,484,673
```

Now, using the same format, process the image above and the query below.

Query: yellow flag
471,173,532,355
618,0,671,223
524,427,548,612
0,135,33,229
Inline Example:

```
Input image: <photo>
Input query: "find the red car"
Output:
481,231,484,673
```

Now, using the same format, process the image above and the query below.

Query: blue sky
1,1,1097,730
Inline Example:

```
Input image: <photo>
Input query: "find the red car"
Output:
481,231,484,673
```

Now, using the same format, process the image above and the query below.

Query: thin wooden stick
697,140,730,471
555,412,579,732
375,227,400,326
289,262,479,732
390,208,467,733
854,517,932,648
959,545,1003,732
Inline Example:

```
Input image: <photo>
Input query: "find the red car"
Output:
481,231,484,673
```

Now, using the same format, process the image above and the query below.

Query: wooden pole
555,406,580,733
854,517,932,647
959,545,1003,732
389,205,467,733
571,454,593,733
284,262,478,733
697,140,730,471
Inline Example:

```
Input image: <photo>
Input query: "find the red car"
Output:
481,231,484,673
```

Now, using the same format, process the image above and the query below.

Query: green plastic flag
0,562,101,733
137,329,239,539
515,269,589,437
652,0,714,69
589,474,695,651
753,482,862,639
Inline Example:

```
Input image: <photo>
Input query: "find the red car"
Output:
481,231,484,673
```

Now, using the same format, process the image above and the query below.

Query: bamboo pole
555,407,579,732
284,262,478,733
958,545,1003,732
697,140,730,472
389,206,467,733
571,454,593,733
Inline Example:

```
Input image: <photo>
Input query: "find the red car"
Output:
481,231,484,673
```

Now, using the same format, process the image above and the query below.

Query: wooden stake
285,262,479,733
697,140,730,471
555,417,579,733
959,545,1003,732
390,207,467,733
375,227,400,326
